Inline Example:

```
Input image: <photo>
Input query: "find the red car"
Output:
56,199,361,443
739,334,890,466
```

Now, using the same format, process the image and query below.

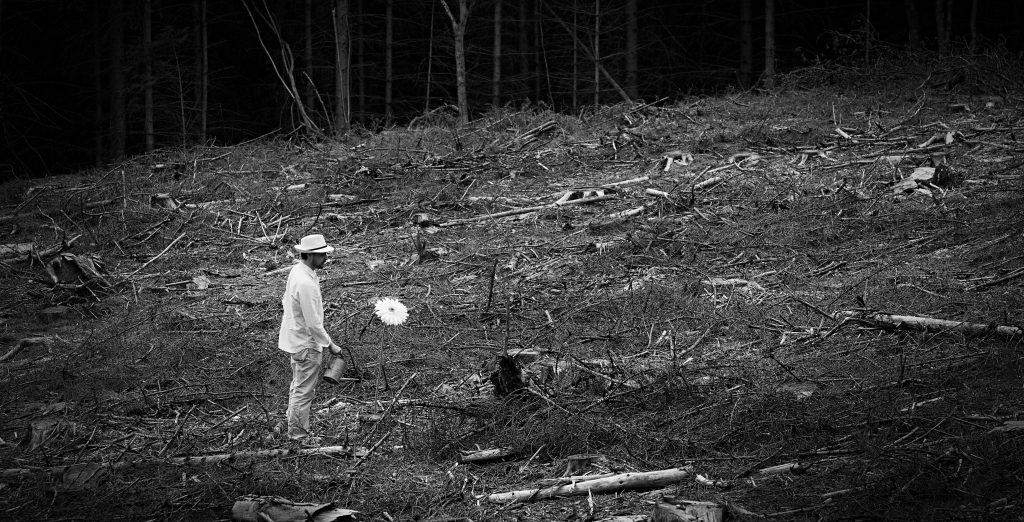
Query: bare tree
242,0,321,134
143,0,154,152
624,0,637,99
763,0,776,89
109,0,126,161
739,0,752,87
425,1,435,113
544,3,631,104
492,0,502,108
441,0,472,125
334,0,350,132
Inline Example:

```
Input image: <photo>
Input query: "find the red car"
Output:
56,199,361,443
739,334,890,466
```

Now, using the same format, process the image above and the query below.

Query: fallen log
483,466,693,503
653,499,723,522
231,495,360,522
0,336,54,363
833,310,1022,338
459,447,516,464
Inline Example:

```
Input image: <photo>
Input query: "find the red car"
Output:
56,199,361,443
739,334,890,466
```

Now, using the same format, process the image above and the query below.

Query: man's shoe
291,435,323,448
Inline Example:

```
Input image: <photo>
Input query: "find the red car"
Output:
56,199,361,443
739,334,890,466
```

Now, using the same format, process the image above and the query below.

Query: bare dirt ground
2,57,1023,521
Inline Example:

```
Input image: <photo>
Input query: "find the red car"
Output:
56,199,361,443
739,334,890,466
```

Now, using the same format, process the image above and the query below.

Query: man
278,233,342,443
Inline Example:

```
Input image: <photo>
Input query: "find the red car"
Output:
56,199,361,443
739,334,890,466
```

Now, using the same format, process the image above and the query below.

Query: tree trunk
763,0,776,89
519,0,530,100
304,0,314,112
425,0,435,113
492,0,502,108
864,0,871,65
143,0,154,153
93,2,104,165
935,0,951,55
572,0,577,112
624,0,637,99
109,0,125,161
593,0,600,106
904,0,920,50
969,0,977,52
739,0,752,87
442,0,471,125
385,0,393,121
534,0,542,102
356,0,365,125
334,0,351,133
196,0,208,144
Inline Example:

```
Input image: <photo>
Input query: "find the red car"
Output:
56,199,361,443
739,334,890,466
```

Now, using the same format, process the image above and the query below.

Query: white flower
374,297,408,326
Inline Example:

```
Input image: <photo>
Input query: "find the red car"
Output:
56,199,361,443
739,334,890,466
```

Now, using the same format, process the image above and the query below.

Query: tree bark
739,0,752,87
763,0,776,89
334,0,351,133
109,0,125,161
492,0,502,108
143,0,154,153
624,0,638,99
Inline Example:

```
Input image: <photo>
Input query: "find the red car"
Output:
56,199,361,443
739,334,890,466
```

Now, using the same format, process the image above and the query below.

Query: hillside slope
1,57,1023,521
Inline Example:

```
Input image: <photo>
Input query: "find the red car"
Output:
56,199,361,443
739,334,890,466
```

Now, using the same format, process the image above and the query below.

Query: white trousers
286,347,322,440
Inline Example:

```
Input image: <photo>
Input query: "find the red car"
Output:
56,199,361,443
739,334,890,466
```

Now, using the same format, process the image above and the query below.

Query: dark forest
1,0,1022,179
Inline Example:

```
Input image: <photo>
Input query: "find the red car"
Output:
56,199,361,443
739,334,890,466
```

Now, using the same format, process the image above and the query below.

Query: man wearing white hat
278,233,342,443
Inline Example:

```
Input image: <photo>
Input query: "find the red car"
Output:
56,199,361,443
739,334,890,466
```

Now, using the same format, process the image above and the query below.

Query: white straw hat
294,234,335,253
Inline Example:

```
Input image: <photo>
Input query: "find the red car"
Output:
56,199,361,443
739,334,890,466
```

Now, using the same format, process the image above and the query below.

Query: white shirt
278,262,333,353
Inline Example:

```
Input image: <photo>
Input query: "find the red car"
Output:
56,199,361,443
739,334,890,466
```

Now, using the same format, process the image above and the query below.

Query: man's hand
329,342,343,355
